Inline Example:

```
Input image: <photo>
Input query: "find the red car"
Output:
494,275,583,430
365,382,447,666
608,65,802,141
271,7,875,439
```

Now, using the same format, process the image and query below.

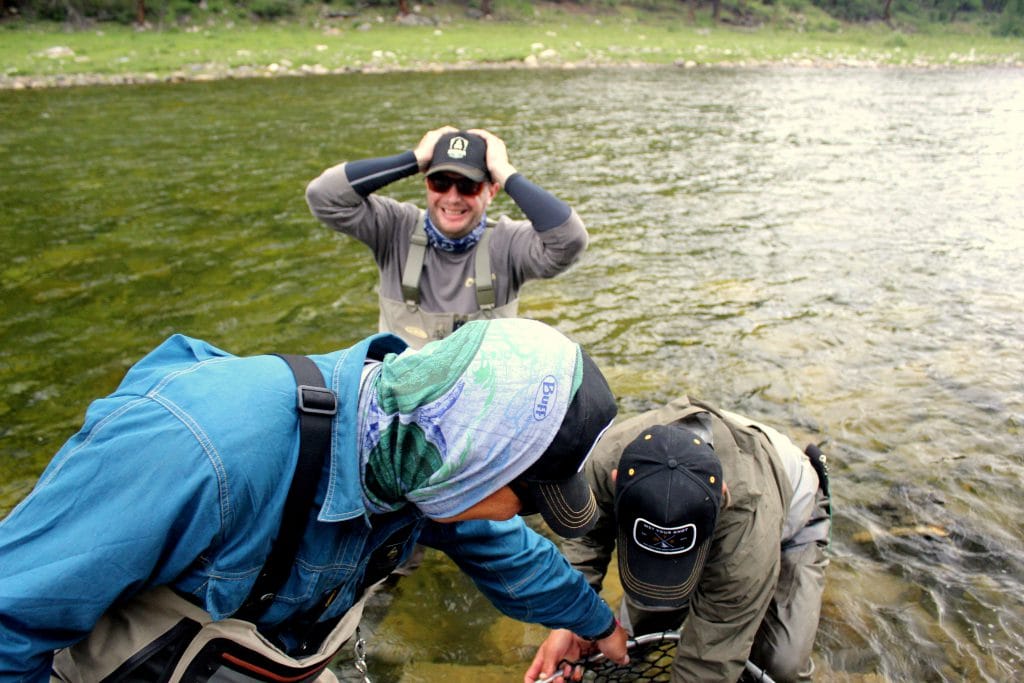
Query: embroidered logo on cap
447,136,469,159
633,518,698,555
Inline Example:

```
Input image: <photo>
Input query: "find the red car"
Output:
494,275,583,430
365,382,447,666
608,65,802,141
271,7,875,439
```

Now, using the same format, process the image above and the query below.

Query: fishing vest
380,216,518,349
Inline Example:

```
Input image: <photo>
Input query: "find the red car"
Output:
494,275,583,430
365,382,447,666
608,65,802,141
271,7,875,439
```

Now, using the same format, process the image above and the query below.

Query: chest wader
379,216,518,349
51,355,373,683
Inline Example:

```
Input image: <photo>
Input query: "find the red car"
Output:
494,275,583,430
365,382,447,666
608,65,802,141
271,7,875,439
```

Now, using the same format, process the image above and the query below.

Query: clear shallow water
1,66,1022,682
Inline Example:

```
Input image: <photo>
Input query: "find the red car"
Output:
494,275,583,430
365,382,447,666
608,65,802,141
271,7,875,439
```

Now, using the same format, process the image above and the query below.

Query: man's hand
414,125,458,171
468,128,517,187
523,625,629,682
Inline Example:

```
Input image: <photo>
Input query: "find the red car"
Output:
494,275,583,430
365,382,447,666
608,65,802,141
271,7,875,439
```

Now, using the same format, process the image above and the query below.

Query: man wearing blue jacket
0,318,628,682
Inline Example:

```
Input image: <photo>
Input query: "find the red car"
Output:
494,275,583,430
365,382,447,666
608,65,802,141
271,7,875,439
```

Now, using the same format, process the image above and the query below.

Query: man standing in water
527,396,831,683
306,125,588,349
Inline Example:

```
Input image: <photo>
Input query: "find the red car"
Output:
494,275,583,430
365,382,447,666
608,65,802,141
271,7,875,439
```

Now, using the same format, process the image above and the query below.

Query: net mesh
549,633,678,682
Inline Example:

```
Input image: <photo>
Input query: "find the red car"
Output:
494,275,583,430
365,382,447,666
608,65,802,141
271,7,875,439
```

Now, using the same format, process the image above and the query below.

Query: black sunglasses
427,174,485,196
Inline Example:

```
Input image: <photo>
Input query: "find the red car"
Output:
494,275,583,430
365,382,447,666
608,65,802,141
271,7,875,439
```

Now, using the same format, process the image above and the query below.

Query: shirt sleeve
0,396,222,681
502,173,572,232
489,171,588,288
344,151,419,197
418,517,614,639
305,158,421,255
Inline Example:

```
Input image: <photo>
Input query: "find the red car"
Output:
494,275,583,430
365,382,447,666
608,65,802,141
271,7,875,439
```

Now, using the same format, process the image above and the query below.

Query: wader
51,354,370,683
380,216,518,349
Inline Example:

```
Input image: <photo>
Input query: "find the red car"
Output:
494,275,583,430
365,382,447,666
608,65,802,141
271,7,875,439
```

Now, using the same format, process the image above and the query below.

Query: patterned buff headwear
357,318,598,523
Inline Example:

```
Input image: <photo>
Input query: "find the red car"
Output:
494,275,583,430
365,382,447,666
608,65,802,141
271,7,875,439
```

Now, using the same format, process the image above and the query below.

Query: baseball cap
426,131,490,182
511,351,617,539
615,424,724,609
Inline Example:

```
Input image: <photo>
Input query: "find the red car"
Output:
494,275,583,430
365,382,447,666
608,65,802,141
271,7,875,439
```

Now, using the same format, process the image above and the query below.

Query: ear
611,468,618,484
486,181,500,201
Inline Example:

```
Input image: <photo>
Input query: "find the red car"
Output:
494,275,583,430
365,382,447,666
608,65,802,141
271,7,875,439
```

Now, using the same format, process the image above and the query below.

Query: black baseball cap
426,131,490,182
615,424,724,608
511,350,617,538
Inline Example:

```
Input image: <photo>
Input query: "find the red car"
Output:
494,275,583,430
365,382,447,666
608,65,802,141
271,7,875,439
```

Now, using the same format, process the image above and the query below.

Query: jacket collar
309,333,408,523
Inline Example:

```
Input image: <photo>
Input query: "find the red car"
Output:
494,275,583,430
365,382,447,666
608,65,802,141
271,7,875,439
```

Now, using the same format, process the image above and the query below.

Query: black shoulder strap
235,353,337,623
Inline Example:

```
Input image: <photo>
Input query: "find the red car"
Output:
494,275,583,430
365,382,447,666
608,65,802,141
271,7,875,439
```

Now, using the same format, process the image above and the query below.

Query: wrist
586,617,619,643
491,165,517,186
413,149,431,171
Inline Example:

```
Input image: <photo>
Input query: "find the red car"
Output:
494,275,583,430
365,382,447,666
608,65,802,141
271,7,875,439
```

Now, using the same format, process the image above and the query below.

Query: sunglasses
427,174,485,196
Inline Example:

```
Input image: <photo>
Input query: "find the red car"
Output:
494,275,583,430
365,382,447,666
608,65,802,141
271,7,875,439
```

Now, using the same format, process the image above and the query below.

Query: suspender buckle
296,385,337,416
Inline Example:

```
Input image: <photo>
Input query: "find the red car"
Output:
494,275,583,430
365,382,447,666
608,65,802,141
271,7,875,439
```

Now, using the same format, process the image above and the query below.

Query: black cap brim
522,473,599,539
514,349,616,538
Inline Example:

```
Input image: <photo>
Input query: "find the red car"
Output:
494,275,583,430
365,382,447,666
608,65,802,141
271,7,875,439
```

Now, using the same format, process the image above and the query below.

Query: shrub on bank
996,0,1024,34
2,0,1021,34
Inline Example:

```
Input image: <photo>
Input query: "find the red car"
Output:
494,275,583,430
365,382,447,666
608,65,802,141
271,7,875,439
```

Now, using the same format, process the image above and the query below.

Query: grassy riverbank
2,3,1022,89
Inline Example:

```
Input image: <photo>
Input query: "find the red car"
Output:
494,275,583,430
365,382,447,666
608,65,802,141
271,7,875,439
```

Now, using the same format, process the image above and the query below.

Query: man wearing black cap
306,125,588,349
526,396,831,683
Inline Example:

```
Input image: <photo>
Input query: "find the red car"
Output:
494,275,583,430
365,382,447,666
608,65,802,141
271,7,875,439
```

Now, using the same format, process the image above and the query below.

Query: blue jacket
0,333,613,682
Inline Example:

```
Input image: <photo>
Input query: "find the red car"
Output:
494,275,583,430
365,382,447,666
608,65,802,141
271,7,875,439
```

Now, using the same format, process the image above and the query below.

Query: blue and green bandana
357,318,583,519
423,213,486,253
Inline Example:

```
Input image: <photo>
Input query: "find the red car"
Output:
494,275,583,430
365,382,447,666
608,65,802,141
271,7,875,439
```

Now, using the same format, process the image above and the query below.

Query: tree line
2,0,1022,35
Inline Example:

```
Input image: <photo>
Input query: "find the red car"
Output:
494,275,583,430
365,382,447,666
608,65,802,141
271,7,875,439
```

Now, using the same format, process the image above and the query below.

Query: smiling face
425,172,499,239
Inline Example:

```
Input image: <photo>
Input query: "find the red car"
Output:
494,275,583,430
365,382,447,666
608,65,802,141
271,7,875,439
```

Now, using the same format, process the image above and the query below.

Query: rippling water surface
1,66,1022,682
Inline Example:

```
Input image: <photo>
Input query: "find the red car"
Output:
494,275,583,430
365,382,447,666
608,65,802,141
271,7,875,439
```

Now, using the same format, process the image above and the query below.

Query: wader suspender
234,354,337,624
400,214,496,310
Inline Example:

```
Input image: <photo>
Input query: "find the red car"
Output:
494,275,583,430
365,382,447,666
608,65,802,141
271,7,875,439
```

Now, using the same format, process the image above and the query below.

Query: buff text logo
447,136,469,159
534,376,558,420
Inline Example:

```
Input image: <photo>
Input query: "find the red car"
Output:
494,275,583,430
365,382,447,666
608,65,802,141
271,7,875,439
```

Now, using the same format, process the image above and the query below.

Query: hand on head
414,125,459,170
468,128,517,187
414,125,518,187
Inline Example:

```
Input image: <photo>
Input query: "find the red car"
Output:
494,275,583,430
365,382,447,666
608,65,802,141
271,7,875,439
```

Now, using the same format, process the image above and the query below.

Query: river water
1,66,1022,681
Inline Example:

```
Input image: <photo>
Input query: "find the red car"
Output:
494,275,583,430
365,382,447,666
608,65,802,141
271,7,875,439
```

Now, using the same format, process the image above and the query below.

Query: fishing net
536,631,679,683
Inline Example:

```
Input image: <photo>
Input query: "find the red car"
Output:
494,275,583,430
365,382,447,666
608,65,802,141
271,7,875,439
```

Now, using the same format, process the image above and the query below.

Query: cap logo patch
447,136,469,159
633,517,698,555
534,375,557,421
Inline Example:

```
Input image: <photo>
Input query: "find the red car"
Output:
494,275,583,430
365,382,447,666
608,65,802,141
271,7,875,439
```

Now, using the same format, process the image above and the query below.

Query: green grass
2,3,1022,86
